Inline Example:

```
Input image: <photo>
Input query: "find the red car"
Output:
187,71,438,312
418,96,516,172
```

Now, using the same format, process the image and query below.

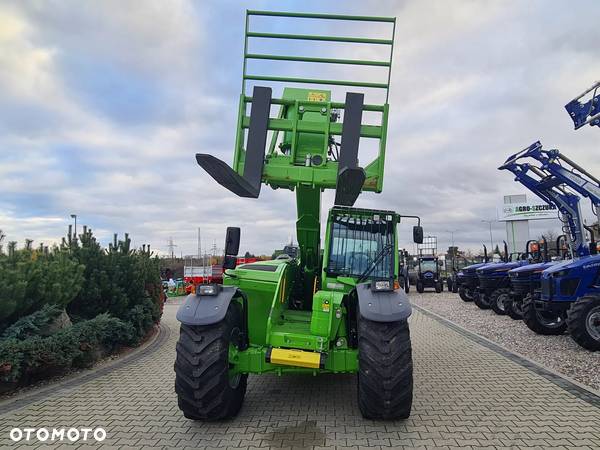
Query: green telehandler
174,10,423,420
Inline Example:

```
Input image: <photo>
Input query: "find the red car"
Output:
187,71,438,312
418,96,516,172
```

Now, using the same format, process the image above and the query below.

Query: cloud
1,0,600,258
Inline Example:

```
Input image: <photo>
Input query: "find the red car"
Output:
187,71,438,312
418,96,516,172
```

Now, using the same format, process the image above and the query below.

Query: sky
1,0,599,257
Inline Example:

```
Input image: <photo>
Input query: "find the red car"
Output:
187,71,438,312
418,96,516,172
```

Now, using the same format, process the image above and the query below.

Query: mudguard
356,282,412,322
176,286,238,326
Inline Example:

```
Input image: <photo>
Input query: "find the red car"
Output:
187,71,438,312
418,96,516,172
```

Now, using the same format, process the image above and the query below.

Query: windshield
326,213,394,279
420,260,437,272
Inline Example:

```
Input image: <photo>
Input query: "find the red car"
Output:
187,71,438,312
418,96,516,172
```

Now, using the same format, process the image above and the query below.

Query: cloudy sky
1,0,600,257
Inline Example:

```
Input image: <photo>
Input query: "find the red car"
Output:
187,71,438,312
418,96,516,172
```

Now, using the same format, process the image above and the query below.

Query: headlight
553,269,570,278
197,284,220,296
373,280,392,291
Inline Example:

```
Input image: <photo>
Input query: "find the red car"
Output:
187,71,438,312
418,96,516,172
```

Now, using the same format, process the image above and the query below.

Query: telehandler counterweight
174,10,424,420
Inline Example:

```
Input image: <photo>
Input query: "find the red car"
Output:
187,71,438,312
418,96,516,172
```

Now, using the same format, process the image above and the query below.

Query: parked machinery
415,255,443,293
174,11,428,420
474,241,530,313
456,245,492,302
506,236,568,325
500,141,600,350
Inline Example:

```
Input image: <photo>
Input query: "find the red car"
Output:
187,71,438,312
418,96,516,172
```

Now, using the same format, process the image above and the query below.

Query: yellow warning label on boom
307,91,327,102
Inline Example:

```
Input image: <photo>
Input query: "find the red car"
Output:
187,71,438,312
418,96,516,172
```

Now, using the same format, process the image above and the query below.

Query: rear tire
357,314,413,420
474,291,491,310
458,287,472,302
452,281,458,294
446,278,453,292
174,302,248,420
435,281,442,293
522,295,567,335
567,296,600,351
490,288,509,315
506,295,524,320
416,280,424,293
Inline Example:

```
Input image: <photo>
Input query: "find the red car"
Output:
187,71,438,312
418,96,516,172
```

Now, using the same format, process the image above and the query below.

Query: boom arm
565,81,600,129
499,141,600,257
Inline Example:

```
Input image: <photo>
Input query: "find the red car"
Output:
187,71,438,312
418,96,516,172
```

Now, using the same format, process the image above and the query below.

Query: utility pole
167,237,178,260
481,220,494,251
197,227,202,262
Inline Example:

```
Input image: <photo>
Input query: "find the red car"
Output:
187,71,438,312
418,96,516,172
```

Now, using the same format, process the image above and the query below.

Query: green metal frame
234,10,396,194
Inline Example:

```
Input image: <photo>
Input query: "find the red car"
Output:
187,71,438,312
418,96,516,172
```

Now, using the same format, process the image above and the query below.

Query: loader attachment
335,92,366,206
196,86,272,198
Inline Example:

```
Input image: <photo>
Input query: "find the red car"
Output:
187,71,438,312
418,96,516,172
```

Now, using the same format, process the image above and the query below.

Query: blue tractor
506,236,568,324
476,240,547,315
500,141,600,350
456,245,493,302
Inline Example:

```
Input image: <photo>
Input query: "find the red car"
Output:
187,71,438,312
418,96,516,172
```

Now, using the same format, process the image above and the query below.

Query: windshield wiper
357,244,393,283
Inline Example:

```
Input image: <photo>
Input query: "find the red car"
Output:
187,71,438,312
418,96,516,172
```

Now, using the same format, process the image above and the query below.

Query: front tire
522,295,567,335
458,286,472,302
416,280,424,293
357,315,413,420
435,281,442,293
474,291,491,310
567,296,600,351
174,302,248,420
490,288,509,315
506,295,524,320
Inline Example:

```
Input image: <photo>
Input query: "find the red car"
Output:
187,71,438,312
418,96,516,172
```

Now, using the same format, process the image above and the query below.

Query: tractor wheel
446,278,453,292
474,292,491,310
458,287,472,302
490,288,510,315
435,281,442,293
506,296,524,320
522,295,567,335
452,282,459,294
399,276,405,290
357,314,413,420
567,296,600,351
405,279,410,293
416,280,424,293
174,302,247,420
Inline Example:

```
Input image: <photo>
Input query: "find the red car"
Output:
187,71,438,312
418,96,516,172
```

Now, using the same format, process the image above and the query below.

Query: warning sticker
308,91,327,102
322,301,330,312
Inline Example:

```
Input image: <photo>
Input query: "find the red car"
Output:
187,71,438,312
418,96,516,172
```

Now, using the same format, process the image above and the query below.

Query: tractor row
453,82,600,351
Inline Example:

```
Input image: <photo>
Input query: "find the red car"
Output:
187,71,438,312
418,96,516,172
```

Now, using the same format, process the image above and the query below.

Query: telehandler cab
174,11,424,420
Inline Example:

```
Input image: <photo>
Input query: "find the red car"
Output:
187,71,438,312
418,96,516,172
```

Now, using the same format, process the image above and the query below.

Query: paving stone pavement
1,301,600,449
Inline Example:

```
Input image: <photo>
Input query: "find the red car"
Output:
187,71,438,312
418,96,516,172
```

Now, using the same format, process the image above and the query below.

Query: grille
559,278,580,297
541,278,553,298
511,278,530,295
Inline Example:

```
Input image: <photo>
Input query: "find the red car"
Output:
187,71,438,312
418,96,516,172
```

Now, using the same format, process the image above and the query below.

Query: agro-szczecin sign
497,202,557,221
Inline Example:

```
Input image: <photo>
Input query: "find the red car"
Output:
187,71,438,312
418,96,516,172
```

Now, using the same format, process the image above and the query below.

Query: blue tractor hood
460,262,495,274
476,260,525,275
509,261,554,276
541,254,600,279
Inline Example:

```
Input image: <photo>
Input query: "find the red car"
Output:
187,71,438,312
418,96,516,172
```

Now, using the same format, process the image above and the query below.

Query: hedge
0,313,135,383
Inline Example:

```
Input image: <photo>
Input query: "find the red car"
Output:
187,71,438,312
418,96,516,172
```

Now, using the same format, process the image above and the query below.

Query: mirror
413,226,423,244
223,255,238,270
224,227,240,256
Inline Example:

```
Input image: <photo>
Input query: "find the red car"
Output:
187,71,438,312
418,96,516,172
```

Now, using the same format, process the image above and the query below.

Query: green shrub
0,314,134,383
1,304,62,340
0,245,84,330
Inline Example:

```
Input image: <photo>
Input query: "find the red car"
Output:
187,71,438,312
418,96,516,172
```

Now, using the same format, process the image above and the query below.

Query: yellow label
308,91,327,102
322,302,330,312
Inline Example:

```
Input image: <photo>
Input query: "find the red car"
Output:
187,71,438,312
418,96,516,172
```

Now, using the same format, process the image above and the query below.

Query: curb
413,304,600,408
0,322,171,416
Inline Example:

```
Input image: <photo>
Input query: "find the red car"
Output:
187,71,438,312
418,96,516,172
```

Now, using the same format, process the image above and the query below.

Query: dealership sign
497,202,558,221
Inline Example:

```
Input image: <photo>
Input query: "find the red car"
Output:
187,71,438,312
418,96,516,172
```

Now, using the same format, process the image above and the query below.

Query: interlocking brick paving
1,301,599,449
